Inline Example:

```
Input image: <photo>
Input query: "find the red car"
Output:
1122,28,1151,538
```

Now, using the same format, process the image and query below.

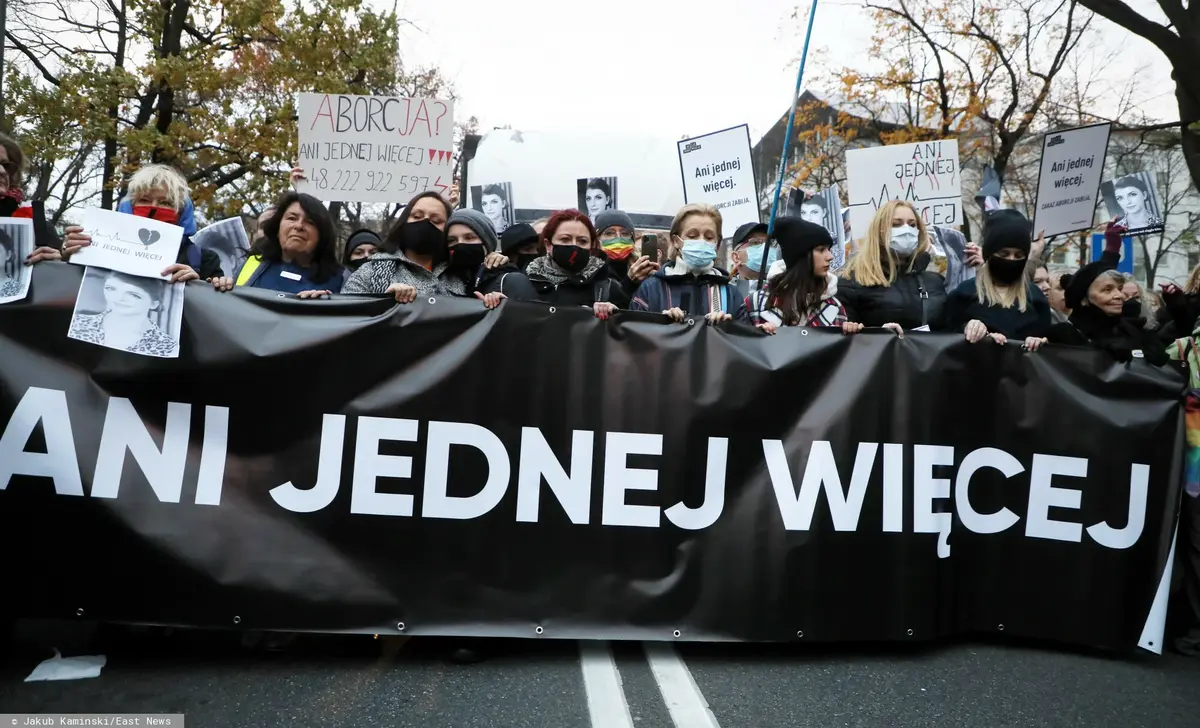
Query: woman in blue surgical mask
838,199,948,332
630,203,746,324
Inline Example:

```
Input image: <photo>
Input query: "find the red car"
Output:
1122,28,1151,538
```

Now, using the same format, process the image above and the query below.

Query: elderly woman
67,271,177,356
234,191,344,297
62,164,224,285
630,203,745,324
0,132,62,265
1043,223,1167,364
838,200,947,332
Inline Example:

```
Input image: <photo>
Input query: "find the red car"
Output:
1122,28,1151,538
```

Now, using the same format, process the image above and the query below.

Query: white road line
644,642,722,728
579,641,635,728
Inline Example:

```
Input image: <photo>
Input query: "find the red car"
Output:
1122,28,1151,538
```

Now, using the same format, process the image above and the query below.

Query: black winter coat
1047,307,1169,365
838,253,948,329
178,237,224,280
944,279,1051,339
529,263,624,308
453,264,539,301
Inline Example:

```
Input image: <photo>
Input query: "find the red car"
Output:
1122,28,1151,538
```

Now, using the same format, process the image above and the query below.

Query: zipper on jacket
919,284,929,327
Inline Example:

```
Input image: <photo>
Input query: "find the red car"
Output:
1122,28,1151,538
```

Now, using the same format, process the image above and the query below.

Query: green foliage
7,0,454,222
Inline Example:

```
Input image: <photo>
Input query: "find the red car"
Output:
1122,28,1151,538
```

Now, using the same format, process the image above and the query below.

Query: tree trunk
101,0,127,210
1177,79,1200,198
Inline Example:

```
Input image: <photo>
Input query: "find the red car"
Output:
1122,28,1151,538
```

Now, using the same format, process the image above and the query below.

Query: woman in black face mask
341,191,510,301
443,209,538,308
944,209,1051,349
524,209,623,319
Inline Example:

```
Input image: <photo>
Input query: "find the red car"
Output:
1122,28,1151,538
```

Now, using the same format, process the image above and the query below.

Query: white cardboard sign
297,92,455,204
1032,123,1111,238
69,208,184,280
677,124,760,232
845,140,962,239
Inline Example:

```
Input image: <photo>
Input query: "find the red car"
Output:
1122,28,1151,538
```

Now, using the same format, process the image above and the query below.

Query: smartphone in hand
641,233,659,262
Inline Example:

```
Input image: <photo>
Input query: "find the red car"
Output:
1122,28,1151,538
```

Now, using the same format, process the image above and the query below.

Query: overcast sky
393,0,1177,144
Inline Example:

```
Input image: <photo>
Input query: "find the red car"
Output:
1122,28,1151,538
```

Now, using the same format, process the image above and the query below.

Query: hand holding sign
68,208,184,280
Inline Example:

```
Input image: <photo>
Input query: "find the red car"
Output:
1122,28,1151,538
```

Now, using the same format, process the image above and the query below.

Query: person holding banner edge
944,209,1051,349
745,216,853,334
524,209,625,318
630,203,745,324
443,208,539,308
837,200,947,333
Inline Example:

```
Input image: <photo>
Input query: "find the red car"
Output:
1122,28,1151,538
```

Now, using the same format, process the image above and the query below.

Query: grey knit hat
594,209,635,236
446,208,501,252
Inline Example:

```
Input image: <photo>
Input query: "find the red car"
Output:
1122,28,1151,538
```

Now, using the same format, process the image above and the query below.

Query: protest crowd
2,119,1200,662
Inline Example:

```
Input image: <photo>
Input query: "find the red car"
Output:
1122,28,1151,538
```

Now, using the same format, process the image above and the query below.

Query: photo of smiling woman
576,177,618,224
67,267,184,358
1100,172,1165,235
469,182,514,234
0,218,34,304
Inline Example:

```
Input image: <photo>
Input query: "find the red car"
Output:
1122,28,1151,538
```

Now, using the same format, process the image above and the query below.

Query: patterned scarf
525,254,606,285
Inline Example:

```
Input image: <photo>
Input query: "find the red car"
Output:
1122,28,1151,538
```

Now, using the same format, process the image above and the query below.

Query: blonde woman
61,164,228,287
944,210,1051,349
630,202,745,323
838,200,947,331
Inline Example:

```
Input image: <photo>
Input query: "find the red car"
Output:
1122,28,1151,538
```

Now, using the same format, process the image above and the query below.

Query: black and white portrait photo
576,177,618,224
787,185,846,270
1100,171,1165,235
67,267,184,358
470,182,514,234
192,217,251,282
0,218,34,304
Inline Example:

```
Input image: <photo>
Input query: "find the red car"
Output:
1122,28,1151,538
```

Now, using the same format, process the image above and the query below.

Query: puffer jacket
838,252,948,330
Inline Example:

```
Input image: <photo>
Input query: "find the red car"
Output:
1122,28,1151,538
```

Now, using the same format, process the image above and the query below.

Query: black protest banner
0,264,1185,652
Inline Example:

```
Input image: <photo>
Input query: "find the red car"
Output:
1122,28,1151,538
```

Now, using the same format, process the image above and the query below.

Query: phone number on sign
305,168,436,195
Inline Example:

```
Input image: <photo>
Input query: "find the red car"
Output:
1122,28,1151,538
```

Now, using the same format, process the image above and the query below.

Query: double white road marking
579,641,721,728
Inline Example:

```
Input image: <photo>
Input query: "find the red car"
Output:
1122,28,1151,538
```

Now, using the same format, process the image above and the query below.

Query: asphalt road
2,627,1199,727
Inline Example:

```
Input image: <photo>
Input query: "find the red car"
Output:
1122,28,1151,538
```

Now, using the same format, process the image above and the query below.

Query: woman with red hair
525,209,627,318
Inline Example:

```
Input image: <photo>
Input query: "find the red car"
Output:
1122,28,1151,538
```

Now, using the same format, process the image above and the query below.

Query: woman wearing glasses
0,132,62,264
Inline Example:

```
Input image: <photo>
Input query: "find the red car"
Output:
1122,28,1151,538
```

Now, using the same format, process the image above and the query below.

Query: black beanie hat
732,221,768,248
982,209,1033,259
1063,261,1116,311
773,216,832,268
499,223,538,255
344,228,382,261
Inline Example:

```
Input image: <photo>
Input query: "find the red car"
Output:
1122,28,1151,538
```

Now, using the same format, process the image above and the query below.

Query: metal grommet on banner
997,624,1004,631
75,608,84,617
906,628,913,636
396,622,405,632
686,318,695,326
428,297,436,305
800,329,809,336
535,625,544,635
233,616,242,625
796,630,804,639
548,307,557,314
276,294,286,298
673,629,681,638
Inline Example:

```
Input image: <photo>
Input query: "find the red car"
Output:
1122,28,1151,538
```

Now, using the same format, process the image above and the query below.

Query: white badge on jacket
280,271,302,281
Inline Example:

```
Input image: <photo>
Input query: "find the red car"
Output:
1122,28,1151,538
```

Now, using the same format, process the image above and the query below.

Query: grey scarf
525,254,606,285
